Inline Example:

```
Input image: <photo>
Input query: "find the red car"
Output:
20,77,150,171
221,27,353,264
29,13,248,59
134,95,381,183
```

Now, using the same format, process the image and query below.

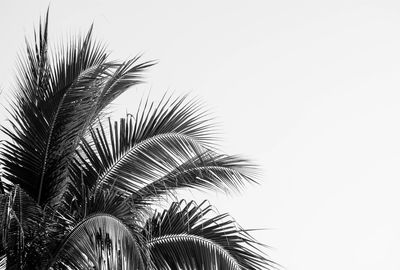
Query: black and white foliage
0,11,274,270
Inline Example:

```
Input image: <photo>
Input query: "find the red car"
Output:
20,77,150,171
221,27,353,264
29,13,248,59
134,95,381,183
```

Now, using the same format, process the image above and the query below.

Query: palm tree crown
0,12,274,270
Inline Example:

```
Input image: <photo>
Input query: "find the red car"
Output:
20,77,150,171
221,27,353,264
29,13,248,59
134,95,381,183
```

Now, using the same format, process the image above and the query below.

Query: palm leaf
1,14,153,206
0,11,274,269
47,214,146,270
67,182,149,225
144,200,275,270
133,152,258,202
75,95,212,193
75,95,257,203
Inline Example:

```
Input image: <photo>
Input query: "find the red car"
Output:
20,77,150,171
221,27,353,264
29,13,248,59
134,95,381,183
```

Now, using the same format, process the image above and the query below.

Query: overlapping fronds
67,185,148,225
0,13,153,206
47,214,145,270
0,186,45,268
75,96,257,202
75,96,209,192
0,11,274,270
144,200,275,270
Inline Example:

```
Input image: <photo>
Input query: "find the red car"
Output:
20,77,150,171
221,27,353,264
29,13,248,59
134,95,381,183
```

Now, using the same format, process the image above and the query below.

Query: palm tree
0,11,274,270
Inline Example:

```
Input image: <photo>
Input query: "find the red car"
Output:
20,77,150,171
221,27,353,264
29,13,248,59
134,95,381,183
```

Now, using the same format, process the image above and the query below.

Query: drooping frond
47,214,146,270
0,13,153,206
75,96,257,203
144,200,275,270
133,152,258,201
75,95,211,191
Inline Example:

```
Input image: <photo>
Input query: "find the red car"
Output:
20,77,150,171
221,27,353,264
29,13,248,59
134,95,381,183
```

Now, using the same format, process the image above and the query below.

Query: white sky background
1,1,400,269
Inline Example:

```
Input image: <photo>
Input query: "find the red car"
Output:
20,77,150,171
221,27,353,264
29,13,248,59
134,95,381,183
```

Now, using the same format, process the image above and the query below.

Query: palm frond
67,181,150,224
144,200,275,270
92,56,156,117
48,213,146,270
133,152,258,202
75,95,213,193
0,11,274,269
75,95,258,203
16,9,50,104
1,14,153,206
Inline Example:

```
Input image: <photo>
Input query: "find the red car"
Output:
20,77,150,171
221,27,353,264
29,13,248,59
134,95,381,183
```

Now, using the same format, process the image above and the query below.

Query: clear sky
1,1,400,269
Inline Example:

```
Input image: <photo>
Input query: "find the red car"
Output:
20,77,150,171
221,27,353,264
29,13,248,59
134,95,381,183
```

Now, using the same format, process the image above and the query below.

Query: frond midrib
135,165,248,198
95,132,203,191
37,64,103,204
148,233,240,270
